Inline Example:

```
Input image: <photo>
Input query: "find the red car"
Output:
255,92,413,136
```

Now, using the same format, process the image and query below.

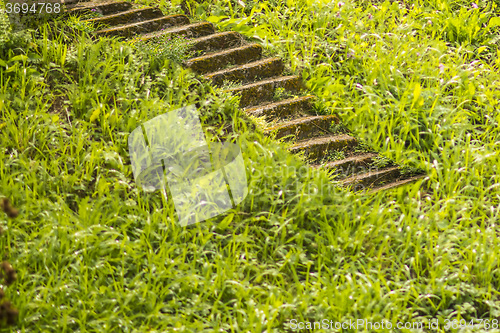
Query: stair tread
204,57,284,85
186,43,262,62
227,75,303,108
227,75,299,91
342,166,400,186
204,57,282,78
186,31,243,54
370,174,427,193
263,114,339,141
187,31,242,45
93,14,189,34
65,0,132,13
185,43,262,74
244,95,314,120
139,22,214,40
316,153,378,169
291,134,356,149
83,7,161,23
245,95,314,113
265,114,336,130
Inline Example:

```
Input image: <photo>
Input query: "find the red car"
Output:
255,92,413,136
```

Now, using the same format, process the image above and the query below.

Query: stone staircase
65,0,426,192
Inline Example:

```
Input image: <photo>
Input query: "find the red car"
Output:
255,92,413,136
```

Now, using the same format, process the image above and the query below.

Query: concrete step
66,1,132,16
204,57,284,86
289,135,357,161
342,166,401,191
264,115,340,141
184,43,262,75
84,7,164,27
244,95,315,121
369,174,427,193
227,75,303,108
93,14,190,38
138,22,215,41
314,153,378,177
187,31,243,54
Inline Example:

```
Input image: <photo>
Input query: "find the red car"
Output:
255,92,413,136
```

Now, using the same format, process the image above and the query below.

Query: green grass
322,150,346,163
2,0,500,331
129,34,196,64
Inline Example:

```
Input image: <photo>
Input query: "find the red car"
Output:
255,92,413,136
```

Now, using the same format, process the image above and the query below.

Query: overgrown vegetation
129,33,195,64
2,0,500,331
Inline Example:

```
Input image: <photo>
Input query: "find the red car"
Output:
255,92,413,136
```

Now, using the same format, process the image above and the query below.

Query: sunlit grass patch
2,0,500,331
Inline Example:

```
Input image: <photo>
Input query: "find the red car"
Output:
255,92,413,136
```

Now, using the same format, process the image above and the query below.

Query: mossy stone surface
265,115,340,141
185,43,262,74
85,7,163,26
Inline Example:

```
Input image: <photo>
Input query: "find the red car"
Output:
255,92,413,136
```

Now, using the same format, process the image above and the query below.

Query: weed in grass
372,155,393,169
273,87,286,101
131,34,195,65
320,149,346,164
219,80,241,90
329,121,349,134
63,15,99,34
310,100,329,116
398,164,423,177
80,8,104,20
353,140,374,154
245,113,269,132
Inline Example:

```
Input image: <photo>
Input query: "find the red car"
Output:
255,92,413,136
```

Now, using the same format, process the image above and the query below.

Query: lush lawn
1,0,500,331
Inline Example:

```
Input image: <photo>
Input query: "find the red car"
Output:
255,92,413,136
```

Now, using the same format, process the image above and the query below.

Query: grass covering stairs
66,0,425,192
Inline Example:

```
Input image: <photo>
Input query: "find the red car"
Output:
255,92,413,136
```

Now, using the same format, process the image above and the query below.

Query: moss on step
229,75,303,108
289,134,357,162
187,31,244,54
139,22,215,41
319,153,378,177
94,14,190,38
65,1,133,16
264,115,339,141
342,166,401,191
205,57,284,86
245,95,314,120
84,7,163,26
184,43,262,74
